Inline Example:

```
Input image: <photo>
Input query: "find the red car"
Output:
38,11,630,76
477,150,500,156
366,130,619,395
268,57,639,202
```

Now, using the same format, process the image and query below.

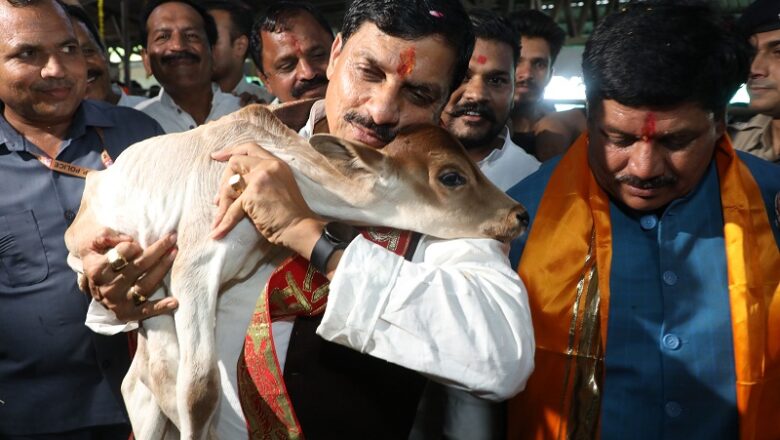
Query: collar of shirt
0,100,114,154
479,126,515,166
157,82,238,119
298,99,327,139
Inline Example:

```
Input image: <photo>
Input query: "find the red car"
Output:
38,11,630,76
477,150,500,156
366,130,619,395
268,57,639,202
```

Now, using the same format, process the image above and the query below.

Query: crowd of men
0,0,778,439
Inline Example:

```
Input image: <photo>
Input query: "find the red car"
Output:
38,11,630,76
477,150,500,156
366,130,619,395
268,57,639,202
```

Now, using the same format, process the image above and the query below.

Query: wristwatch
310,222,360,274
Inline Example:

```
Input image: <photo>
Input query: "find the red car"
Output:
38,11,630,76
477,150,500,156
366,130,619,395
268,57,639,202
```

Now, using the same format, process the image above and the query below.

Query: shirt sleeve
317,235,535,401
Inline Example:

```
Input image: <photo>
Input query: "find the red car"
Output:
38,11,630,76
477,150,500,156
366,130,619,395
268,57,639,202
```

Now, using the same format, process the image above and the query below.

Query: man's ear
233,35,249,59
141,48,153,78
326,33,343,80
309,133,385,177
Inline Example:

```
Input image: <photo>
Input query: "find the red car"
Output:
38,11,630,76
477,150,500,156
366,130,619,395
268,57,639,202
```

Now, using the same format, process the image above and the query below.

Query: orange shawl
508,134,780,440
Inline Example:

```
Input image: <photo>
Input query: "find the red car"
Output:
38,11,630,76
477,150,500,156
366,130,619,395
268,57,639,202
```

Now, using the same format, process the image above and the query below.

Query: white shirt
478,127,540,191
134,83,240,133
232,76,275,103
116,90,147,109
84,99,535,439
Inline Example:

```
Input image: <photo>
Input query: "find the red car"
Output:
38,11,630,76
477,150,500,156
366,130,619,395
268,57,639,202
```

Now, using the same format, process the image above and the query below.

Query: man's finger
211,198,247,239
137,297,179,320
134,248,178,295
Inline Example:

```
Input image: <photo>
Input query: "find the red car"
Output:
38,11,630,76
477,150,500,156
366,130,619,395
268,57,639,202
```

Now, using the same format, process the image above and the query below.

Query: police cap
738,0,780,35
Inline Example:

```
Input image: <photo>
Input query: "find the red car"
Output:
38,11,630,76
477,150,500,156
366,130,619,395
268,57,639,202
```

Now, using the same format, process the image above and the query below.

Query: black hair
340,0,475,94
468,8,519,66
140,0,218,48
249,1,333,74
201,0,253,42
63,3,105,52
582,0,751,120
508,9,565,64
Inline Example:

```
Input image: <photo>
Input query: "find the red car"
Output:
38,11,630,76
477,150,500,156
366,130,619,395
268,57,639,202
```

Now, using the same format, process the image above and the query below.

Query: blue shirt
0,100,163,434
508,152,780,439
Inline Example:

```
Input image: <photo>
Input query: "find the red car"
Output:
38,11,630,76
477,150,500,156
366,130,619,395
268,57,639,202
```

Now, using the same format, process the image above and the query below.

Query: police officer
730,0,780,162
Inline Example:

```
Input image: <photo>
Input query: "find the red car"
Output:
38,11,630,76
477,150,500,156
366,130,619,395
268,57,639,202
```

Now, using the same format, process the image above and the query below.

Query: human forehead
147,2,206,33
751,28,780,50
519,36,551,59
0,2,75,48
470,38,514,71
344,23,455,72
597,100,715,132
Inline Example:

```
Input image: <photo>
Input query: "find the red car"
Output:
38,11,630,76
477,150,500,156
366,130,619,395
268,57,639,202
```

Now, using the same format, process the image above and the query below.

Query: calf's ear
309,134,385,177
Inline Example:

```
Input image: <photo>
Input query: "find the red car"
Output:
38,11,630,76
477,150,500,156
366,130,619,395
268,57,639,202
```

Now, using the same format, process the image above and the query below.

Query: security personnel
729,0,780,162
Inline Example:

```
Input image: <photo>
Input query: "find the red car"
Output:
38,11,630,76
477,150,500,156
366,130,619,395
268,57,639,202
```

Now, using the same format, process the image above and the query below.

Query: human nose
296,57,316,80
365,85,400,126
41,54,67,78
627,141,665,180
461,77,488,103
749,51,768,79
515,60,530,80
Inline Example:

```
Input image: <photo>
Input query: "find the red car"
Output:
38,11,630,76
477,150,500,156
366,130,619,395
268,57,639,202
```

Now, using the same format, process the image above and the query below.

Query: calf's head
309,124,528,242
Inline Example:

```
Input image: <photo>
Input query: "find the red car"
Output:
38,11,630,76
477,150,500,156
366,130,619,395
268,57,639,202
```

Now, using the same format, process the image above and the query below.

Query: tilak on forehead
476,55,488,65
397,47,416,77
641,112,656,141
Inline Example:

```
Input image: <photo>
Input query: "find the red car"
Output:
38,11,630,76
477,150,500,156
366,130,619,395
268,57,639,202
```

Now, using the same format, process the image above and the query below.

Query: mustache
161,51,200,64
516,79,539,92
747,79,776,89
448,101,497,123
616,174,677,189
290,74,328,99
343,111,397,144
31,79,75,92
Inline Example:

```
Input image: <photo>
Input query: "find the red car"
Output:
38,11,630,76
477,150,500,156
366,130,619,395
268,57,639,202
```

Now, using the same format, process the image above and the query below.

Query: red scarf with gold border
237,227,419,439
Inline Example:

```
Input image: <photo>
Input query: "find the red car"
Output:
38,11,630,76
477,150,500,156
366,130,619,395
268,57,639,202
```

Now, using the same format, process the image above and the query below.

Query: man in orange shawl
506,2,780,439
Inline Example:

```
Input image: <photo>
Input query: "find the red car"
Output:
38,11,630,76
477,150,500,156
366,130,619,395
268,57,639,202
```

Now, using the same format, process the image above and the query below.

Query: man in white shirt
65,4,146,108
442,10,540,191
204,0,275,104
75,1,534,438
134,0,240,133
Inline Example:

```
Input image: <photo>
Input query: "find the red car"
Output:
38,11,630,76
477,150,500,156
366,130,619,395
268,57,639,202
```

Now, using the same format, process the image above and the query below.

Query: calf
65,104,527,439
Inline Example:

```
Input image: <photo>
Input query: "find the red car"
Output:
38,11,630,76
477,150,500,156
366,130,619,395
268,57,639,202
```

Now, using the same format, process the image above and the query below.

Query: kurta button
662,333,681,350
64,210,76,222
640,214,658,230
662,270,677,285
665,401,682,417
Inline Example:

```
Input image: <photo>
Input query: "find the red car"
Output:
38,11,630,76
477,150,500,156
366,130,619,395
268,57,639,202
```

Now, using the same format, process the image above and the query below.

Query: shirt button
640,214,658,230
64,209,76,222
176,109,182,114
662,333,681,350
662,270,678,286
189,125,195,129
665,401,682,418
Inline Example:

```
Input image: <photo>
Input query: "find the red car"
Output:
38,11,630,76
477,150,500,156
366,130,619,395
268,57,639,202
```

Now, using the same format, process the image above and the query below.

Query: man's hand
211,143,325,260
79,229,179,322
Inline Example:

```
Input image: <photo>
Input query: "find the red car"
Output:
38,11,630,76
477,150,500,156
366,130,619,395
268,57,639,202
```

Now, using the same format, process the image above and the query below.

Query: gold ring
106,248,129,272
229,173,246,196
130,285,147,306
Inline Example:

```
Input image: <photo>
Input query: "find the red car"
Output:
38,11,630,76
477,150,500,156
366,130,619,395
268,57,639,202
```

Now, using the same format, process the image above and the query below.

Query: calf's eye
438,172,467,187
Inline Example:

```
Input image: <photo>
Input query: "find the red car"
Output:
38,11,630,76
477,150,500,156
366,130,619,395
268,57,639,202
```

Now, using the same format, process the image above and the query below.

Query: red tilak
476,55,487,65
641,113,656,140
397,47,416,77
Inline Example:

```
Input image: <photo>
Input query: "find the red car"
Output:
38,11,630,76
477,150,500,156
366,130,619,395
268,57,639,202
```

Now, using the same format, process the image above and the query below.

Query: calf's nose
516,210,530,229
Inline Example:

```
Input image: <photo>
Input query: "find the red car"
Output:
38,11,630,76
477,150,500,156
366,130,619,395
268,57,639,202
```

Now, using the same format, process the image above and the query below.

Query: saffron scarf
508,134,780,440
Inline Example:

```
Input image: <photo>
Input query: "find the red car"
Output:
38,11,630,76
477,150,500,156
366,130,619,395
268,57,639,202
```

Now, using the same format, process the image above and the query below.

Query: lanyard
30,127,113,178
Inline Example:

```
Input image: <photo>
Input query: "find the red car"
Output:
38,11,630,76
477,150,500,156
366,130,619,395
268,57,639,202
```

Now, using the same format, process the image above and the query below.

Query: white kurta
84,99,535,439
134,83,240,133
478,127,541,191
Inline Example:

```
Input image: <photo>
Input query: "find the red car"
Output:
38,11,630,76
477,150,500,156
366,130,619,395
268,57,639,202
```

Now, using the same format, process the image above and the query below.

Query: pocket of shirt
0,210,49,287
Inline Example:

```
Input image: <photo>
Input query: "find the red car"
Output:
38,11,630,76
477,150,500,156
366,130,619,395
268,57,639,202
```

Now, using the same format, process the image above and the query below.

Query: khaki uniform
729,113,780,163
